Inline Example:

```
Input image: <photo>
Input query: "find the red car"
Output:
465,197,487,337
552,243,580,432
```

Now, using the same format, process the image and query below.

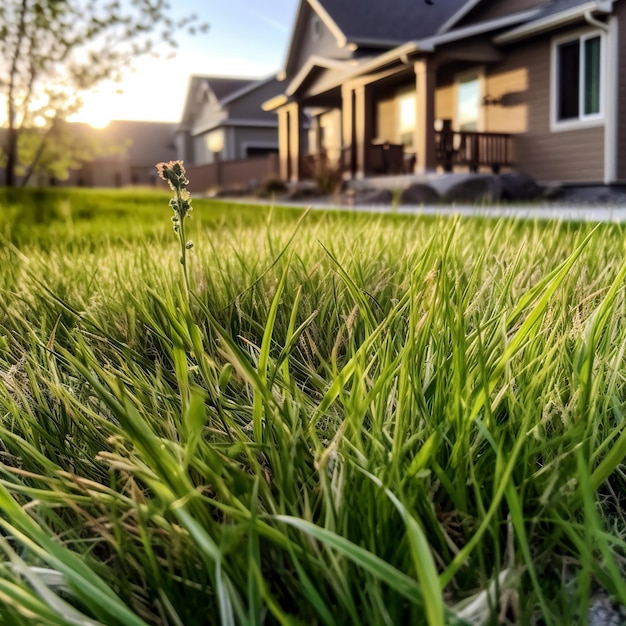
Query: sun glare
86,115,111,129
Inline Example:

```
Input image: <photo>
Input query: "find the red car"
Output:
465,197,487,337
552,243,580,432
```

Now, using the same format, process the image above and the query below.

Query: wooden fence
185,154,279,193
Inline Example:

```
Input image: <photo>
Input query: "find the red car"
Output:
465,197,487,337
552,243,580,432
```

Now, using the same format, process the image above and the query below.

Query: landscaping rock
542,184,564,200
285,186,325,201
214,187,250,198
436,174,502,204
498,172,542,201
356,188,394,205
588,593,626,626
400,183,440,205
558,185,626,205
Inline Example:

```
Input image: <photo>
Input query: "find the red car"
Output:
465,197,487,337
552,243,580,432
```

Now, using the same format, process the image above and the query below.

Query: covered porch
302,127,513,178
272,43,515,182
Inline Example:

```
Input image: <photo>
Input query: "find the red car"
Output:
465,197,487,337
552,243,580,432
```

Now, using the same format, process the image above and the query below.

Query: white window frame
550,29,605,132
454,67,486,132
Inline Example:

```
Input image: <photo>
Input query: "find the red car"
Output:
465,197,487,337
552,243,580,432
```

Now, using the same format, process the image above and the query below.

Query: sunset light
69,46,281,128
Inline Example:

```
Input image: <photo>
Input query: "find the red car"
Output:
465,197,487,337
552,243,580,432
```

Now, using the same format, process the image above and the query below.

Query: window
553,32,603,128
398,91,415,149
457,74,481,132
246,146,279,157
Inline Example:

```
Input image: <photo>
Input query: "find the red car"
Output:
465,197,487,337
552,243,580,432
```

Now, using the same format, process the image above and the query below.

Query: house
176,75,285,191
72,120,178,187
0,120,178,188
264,0,624,187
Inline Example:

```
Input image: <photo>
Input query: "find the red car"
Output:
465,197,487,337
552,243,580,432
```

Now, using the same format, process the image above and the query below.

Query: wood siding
227,80,284,121
375,96,398,143
435,66,456,122
483,34,604,183
288,3,352,82
373,79,454,144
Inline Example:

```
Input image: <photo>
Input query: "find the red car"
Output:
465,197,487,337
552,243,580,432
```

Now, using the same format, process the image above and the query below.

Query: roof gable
282,0,474,80
225,77,284,120
282,1,354,80
207,77,255,102
178,75,284,135
286,56,356,97
178,76,257,129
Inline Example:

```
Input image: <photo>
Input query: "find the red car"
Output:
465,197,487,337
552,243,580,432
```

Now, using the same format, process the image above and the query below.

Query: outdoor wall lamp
206,129,224,153
483,94,502,106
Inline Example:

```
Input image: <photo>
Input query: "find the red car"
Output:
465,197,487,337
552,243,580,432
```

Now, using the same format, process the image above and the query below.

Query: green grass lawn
0,187,625,625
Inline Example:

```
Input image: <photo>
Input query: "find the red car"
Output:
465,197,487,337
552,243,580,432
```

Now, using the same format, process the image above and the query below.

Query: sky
71,0,299,128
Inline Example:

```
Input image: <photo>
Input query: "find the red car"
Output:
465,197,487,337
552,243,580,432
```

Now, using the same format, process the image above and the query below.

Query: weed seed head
156,160,193,227
157,160,188,190
156,159,196,292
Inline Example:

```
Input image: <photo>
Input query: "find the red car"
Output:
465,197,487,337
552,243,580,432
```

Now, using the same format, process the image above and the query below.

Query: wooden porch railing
435,130,512,174
301,148,352,179
301,130,513,179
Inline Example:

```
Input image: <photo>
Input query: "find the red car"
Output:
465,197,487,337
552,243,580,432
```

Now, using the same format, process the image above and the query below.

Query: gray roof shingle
318,0,471,44
178,76,257,129
532,0,595,20
204,77,256,102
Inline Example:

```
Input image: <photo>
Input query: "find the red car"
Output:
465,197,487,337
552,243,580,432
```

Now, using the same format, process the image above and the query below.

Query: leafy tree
8,119,127,186
0,0,207,187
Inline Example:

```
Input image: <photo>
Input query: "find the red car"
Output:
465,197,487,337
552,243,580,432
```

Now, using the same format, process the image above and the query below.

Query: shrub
308,154,345,195
258,177,287,197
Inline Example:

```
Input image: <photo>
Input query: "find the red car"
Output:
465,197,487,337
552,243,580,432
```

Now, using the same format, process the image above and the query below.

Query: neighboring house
70,120,178,187
0,120,177,188
264,0,624,186
176,75,283,165
175,74,285,192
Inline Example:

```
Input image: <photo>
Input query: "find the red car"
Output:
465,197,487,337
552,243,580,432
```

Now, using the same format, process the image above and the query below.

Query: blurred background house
266,0,623,188
0,120,177,188
175,75,283,193
1,75,285,192
67,121,178,188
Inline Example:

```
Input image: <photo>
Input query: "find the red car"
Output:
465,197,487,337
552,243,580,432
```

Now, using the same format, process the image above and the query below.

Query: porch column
277,102,303,182
341,85,356,178
342,84,374,179
413,59,437,173
354,86,367,179
277,106,290,181
287,102,303,182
